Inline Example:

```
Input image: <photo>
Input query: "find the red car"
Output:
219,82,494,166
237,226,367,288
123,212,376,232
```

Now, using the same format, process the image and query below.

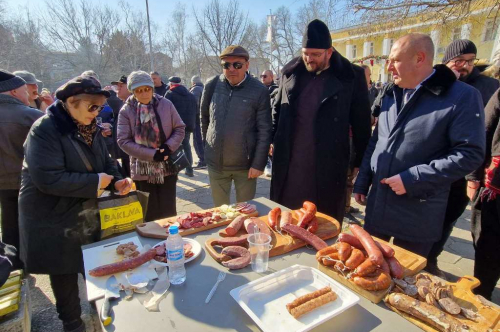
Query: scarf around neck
132,96,169,184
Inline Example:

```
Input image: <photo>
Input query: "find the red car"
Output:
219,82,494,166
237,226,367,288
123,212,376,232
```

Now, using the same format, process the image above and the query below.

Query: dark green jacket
201,74,272,171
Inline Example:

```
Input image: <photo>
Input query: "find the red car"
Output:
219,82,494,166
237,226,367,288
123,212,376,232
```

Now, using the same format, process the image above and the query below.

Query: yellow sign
99,201,143,231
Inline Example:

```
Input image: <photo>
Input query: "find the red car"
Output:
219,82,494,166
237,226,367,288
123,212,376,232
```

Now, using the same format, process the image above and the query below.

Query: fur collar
281,49,355,81
47,101,78,136
383,64,457,97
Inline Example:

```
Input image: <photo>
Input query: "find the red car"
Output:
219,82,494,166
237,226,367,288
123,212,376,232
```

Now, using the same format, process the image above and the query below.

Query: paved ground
15,148,500,331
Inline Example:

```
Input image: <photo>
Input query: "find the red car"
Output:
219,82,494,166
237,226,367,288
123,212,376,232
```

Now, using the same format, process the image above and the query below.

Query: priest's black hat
302,19,332,49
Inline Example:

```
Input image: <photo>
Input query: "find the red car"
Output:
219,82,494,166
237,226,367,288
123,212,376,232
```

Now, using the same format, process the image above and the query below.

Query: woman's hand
467,181,480,201
115,178,133,195
99,173,114,189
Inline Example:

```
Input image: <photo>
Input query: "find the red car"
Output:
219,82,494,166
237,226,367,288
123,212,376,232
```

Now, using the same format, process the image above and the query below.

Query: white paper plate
230,264,360,332
152,238,202,266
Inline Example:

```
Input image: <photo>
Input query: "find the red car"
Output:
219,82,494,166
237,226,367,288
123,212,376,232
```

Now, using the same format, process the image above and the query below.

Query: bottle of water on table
166,225,186,284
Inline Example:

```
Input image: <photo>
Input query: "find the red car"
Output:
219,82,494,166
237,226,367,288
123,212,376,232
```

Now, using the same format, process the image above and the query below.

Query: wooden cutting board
385,274,500,332
135,208,259,239
318,236,427,303
206,211,341,263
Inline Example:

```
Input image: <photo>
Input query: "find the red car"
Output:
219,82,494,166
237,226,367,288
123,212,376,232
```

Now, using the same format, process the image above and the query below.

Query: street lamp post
145,0,154,71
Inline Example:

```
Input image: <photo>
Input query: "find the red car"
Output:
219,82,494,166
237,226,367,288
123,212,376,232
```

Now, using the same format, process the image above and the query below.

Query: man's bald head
260,70,274,86
388,33,435,89
395,33,434,65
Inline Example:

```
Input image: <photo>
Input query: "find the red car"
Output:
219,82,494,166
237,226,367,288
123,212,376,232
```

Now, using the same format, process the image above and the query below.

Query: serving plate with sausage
317,225,427,303
151,238,202,266
206,202,341,270
229,264,359,332
136,203,259,239
83,236,158,301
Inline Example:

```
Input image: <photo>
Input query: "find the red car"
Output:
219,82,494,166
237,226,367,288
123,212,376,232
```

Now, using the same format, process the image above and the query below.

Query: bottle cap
169,225,179,235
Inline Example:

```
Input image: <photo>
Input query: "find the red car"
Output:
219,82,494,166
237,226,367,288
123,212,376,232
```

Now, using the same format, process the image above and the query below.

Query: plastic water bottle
166,225,186,284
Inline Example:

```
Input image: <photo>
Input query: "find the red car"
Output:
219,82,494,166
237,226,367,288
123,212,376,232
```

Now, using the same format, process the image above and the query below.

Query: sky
3,0,308,29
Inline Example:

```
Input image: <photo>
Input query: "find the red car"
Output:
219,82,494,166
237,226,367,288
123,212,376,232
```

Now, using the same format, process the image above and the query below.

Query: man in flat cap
201,45,272,206
13,70,52,112
0,69,43,257
165,76,197,177
271,19,372,224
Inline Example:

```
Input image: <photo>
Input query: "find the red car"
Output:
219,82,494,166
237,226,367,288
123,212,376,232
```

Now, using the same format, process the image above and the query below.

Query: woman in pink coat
117,71,185,221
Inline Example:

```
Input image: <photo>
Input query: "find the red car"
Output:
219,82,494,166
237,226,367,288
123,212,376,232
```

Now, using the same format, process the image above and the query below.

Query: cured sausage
221,246,251,269
349,224,384,266
279,211,292,230
281,224,328,251
322,252,340,266
335,242,352,261
316,246,340,266
294,209,304,224
298,211,315,229
353,258,378,277
267,207,281,230
214,234,250,247
380,258,391,275
386,293,470,332
338,233,395,258
316,246,337,262
306,216,318,234
303,201,317,214
386,256,404,279
225,215,246,236
89,249,157,277
244,218,271,237
288,290,337,319
286,286,332,312
352,270,391,291
344,248,365,270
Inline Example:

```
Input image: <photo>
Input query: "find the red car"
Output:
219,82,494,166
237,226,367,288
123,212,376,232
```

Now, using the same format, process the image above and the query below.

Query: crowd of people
0,18,499,331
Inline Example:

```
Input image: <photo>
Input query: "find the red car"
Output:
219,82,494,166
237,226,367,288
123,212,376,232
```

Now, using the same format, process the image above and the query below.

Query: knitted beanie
302,19,332,49
127,71,154,91
0,69,26,93
442,39,477,64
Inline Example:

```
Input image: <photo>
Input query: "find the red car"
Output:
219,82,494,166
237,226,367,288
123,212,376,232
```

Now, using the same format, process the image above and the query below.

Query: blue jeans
193,117,204,163
182,132,193,172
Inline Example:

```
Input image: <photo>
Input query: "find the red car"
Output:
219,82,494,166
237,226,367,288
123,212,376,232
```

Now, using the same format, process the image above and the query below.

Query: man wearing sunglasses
260,70,278,95
425,39,500,278
271,19,372,225
201,45,272,206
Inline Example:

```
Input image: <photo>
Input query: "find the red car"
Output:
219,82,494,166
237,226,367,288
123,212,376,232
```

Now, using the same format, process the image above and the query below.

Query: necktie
403,89,415,106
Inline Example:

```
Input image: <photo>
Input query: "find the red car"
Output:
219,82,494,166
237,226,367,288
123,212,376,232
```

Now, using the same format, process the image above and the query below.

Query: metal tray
230,264,360,332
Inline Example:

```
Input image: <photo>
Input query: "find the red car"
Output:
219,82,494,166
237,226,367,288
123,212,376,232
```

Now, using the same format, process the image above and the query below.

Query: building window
352,45,357,59
452,27,461,41
388,39,393,52
369,42,374,55
483,19,498,42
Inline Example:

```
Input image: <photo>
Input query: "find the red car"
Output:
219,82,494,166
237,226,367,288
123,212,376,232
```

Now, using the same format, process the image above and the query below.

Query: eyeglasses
260,75,268,78
450,58,479,67
221,61,245,70
302,50,327,58
87,104,105,113
134,86,153,94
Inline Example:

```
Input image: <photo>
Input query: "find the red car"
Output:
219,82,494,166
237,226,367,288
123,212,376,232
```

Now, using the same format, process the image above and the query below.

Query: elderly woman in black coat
19,76,133,332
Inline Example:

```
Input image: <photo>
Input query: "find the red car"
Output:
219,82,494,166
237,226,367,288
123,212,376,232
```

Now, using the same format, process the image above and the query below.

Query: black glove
159,143,172,155
153,148,168,161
